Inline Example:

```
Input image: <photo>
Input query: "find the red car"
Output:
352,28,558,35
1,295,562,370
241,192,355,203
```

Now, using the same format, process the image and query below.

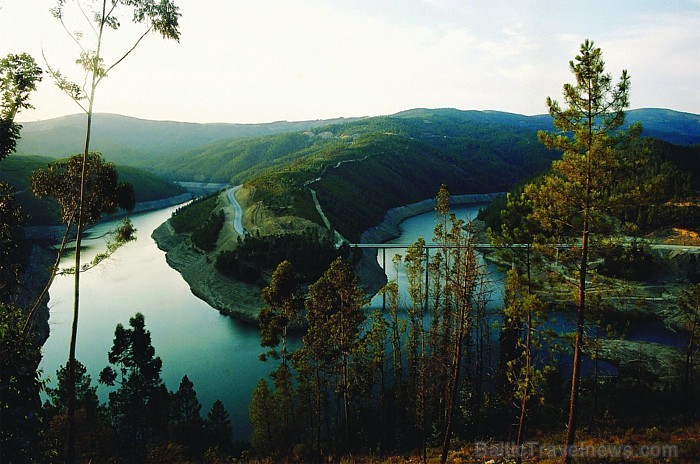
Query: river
39,205,267,438
39,203,493,438
368,205,505,310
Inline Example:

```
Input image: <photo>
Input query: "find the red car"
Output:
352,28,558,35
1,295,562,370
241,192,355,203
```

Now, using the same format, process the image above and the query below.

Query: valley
6,106,700,462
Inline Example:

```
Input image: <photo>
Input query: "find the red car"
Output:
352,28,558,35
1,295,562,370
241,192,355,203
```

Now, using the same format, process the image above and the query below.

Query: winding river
39,199,687,439
39,205,267,437
39,203,491,437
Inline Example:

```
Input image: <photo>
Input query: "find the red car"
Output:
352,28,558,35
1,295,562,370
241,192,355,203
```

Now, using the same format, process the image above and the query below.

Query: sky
2,0,699,124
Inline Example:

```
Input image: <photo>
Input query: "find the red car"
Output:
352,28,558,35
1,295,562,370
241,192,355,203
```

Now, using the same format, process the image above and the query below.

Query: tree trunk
563,212,590,464
67,90,95,464
516,303,532,464
440,297,467,464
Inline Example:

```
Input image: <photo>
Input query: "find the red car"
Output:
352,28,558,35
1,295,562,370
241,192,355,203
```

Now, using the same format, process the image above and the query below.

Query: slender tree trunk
588,325,600,432
440,301,465,464
685,311,698,422
379,361,386,454
67,94,94,464
564,208,590,464
315,370,322,459
343,353,351,447
440,242,472,464
516,304,532,464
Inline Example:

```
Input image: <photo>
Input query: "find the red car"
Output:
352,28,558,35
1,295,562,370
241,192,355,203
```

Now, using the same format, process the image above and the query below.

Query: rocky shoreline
151,191,503,323
151,218,264,324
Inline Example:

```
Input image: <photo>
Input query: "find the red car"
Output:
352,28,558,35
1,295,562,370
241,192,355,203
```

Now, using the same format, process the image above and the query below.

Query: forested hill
14,109,700,181
14,113,357,168
143,108,700,184
13,109,699,236
153,108,699,240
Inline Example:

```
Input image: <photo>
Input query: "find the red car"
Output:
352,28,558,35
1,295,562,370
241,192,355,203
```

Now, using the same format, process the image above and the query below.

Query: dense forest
2,15,700,464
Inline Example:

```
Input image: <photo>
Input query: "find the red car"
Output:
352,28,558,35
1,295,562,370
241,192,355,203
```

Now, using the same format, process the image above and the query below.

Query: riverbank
151,218,263,324
24,192,194,242
151,191,503,323
151,187,332,323
360,192,503,243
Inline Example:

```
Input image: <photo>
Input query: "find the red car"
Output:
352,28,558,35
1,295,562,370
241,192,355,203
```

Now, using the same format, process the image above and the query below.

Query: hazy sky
2,0,699,124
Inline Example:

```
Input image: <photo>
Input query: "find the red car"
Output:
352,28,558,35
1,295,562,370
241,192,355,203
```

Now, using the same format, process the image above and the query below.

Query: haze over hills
15,112,359,168
11,107,699,233
14,109,700,179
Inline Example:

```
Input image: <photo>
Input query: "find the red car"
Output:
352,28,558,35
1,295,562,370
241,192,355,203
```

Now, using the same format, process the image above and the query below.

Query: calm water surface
40,203,506,438
40,205,266,437
368,205,506,310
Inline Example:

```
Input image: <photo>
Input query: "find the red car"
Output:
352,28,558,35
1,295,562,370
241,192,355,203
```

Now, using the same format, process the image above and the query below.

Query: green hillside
238,112,563,240
152,110,557,184
0,155,186,225
154,131,329,183
14,113,358,168
161,108,700,240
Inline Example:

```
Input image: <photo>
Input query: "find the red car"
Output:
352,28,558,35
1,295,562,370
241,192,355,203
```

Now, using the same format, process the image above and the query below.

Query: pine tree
170,375,204,452
259,260,303,365
249,379,279,454
435,186,486,464
305,257,366,449
98,313,169,455
204,400,233,452
527,39,632,464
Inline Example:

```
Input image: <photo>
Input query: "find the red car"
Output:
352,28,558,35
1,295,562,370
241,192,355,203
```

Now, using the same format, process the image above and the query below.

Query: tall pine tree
526,39,632,464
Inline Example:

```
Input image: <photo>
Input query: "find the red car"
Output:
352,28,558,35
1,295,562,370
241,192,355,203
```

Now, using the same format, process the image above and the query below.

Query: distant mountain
15,109,699,181
625,108,700,145
146,108,699,184
15,113,358,168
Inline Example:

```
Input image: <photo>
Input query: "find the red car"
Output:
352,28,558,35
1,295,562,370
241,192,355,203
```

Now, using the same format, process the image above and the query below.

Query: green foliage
502,270,552,403
98,313,169,452
0,53,42,161
204,399,233,453
530,39,633,463
191,209,224,252
31,152,135,227
42,360,113,462
0,304,44,463
259,260,303,363
0,183,28,301
169,192,219,233
599,239,658,281
45,360,99,415
481,137,700,236
216,229,343,283
249,379,280,454
170,375,205,453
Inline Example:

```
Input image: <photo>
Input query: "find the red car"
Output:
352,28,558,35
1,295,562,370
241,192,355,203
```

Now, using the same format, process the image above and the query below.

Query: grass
221,422,700,463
